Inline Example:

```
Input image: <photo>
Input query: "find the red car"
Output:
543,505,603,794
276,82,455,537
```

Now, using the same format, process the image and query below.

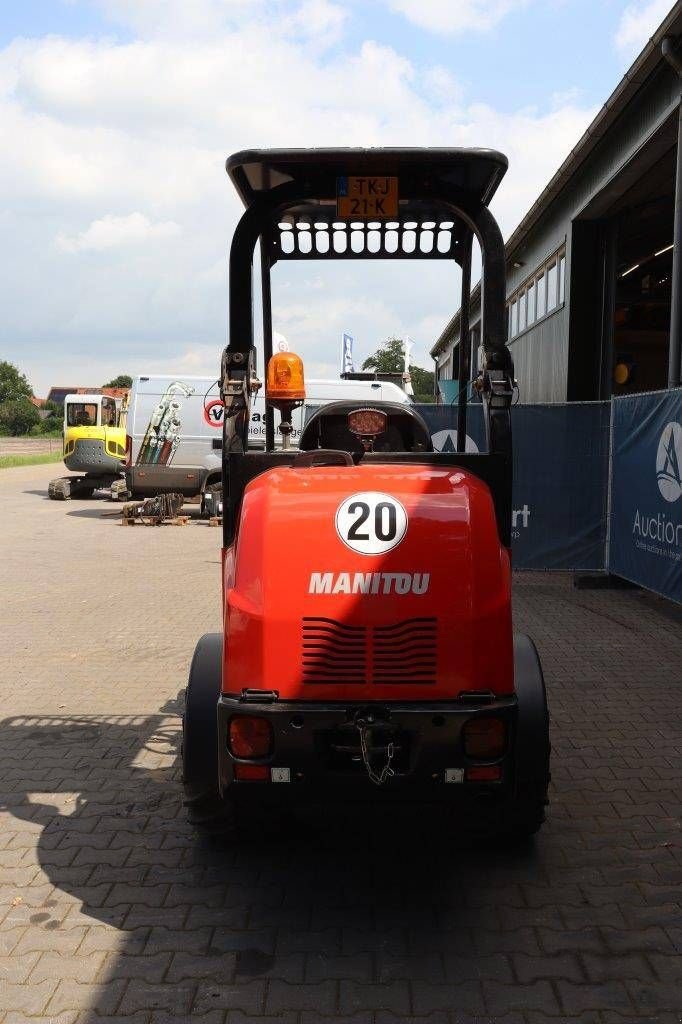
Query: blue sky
0,0,674,394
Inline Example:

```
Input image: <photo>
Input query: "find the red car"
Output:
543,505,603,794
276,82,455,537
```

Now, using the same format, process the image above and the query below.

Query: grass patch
0,451,63,469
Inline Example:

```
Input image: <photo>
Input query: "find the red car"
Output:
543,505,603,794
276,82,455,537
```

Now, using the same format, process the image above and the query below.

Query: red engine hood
223,463,512,701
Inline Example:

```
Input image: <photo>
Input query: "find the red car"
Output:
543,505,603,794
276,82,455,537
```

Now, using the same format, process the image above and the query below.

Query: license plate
337,176,398,219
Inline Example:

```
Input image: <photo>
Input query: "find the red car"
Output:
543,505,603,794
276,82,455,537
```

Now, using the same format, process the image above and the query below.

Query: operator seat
298,400,433,456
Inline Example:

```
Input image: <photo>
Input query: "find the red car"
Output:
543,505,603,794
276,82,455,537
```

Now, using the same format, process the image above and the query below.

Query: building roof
430,1,682,359
46,386,129,403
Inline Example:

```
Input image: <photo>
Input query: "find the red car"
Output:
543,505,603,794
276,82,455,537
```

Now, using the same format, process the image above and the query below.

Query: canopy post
260,243,275,450
457,232,473,452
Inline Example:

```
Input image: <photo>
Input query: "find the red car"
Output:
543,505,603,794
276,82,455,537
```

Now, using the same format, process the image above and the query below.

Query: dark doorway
611,148,675,395
567,116,676,401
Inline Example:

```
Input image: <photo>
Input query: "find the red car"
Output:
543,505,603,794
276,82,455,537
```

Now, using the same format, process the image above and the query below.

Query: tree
0,361,32,404
103,375,132,389
0,399,40,435
362,337,404,375
409,365,435,404
362,337,435,403
40,400,64,434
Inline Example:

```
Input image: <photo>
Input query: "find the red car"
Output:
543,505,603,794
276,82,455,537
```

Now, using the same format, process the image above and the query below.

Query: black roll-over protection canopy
220,148,515,544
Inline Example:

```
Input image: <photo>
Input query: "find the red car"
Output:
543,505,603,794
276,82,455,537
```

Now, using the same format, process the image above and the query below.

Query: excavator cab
182,148,550,840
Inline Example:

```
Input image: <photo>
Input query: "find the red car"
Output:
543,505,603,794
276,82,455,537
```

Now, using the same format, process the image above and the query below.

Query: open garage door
568,113,677,401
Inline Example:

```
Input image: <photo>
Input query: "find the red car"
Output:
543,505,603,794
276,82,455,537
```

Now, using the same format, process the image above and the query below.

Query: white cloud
384,0,529,35
0,3,596,394
614,0,673,55
89,0,273,38
56,212,181,253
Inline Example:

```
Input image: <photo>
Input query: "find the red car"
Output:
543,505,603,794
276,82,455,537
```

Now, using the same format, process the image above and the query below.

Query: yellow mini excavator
48,393,129,500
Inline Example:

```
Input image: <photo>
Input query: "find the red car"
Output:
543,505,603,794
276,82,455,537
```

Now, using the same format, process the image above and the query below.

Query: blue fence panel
416,402,610,571
608,388,682,603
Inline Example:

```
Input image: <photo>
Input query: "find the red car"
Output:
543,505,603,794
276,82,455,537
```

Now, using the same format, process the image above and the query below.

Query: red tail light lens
229,716,273,759
466,765,502,782
234,763,269,781
463,718,506,759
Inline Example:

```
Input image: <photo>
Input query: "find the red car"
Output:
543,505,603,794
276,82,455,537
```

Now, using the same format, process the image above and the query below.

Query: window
547,261,558,311
536,273,546,318
101,398,117,426
527,280,535,326
506,243,565,336
67,403,98,427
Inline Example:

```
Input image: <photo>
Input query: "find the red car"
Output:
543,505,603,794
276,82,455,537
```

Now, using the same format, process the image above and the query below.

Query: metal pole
599,218,618,400
668,103,682,387
457,232,473,452
260,242,275,450
662,38,682,388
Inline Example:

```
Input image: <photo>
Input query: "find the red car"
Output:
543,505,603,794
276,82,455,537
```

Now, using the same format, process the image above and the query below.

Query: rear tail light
229,716,273,759
465,764,502,782
463,718,506,759
125,433,132,468
234,763,269,781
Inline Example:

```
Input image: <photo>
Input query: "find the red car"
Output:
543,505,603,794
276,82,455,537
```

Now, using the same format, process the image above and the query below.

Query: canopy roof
226,147,508,210
226,148,508,265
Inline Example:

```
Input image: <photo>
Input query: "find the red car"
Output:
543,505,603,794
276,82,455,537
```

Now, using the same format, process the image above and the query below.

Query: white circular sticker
335,492,407,556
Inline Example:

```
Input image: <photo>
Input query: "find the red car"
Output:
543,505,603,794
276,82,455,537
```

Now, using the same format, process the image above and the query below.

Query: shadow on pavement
0,697,547,1021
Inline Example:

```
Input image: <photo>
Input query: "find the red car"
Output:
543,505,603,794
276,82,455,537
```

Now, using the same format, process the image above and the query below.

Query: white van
125,374,410,502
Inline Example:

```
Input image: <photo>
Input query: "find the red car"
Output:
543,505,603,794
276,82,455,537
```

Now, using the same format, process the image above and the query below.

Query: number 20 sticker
335,492,407,556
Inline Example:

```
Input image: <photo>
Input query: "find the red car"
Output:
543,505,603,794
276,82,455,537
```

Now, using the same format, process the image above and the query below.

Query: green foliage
104,374,132,388
361,336,435,403
409,365,435,403
0,399,41,435
0,361,33,404
40,399,64,434
362,337,405,374
39,416,63,435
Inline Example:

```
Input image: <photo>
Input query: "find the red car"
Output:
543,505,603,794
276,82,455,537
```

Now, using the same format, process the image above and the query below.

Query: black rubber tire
500,633,551,840
182,633,233,832
201,482,222,519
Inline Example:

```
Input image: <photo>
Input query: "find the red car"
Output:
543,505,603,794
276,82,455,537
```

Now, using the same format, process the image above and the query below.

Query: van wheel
182,633,233,833
499,634,551,841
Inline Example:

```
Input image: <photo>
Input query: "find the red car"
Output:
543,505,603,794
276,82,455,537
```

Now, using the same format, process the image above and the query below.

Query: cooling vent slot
302,617,367,685
302,616,437,686
373,617,437,685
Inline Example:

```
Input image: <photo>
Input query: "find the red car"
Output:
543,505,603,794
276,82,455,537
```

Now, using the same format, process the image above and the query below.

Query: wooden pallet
208,517,222,527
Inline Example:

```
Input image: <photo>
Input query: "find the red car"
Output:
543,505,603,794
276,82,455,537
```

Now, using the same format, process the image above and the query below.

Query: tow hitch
354,708,396,786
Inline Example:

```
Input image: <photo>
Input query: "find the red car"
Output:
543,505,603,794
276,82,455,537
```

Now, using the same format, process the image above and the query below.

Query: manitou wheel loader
182,148,550,839
48,393,128,500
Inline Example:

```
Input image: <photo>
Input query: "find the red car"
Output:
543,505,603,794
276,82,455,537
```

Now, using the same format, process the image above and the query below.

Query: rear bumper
217,693,517,803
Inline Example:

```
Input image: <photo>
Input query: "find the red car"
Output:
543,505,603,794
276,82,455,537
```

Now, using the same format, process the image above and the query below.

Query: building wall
434,60,679,404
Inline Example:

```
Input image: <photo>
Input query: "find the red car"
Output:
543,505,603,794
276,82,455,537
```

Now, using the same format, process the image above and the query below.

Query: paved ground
0,464,681,1024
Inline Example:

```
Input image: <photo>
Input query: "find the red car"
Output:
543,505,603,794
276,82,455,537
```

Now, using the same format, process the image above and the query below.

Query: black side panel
224,452,511,548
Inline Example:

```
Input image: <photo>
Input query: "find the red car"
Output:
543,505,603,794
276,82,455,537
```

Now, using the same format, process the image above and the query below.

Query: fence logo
656,421,682,503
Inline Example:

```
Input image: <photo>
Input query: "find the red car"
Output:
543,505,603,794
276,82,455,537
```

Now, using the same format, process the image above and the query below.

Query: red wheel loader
182,149,550,839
